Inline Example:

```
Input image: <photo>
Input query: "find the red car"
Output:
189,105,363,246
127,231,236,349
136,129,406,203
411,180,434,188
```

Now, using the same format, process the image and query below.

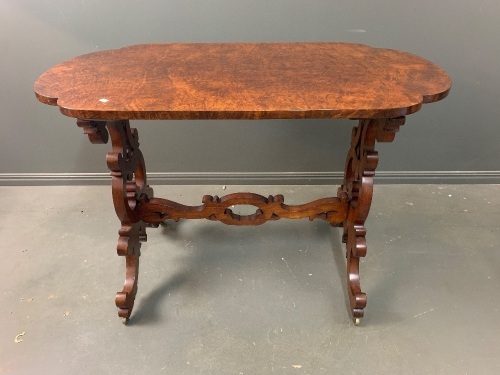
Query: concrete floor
0,184,499,374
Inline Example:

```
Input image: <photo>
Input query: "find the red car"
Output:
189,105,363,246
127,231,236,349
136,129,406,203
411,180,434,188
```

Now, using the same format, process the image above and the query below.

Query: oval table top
34,43,451,120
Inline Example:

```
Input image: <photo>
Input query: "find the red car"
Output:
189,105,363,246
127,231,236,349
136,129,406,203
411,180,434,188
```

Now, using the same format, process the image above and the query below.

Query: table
34,43,451,325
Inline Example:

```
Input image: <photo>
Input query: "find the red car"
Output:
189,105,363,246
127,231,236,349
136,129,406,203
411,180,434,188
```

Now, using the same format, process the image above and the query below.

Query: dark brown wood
337,117,405,321
76,119,109,144
34,43,451,120
34,43,451,325
83,119,155,322
139,193,348,226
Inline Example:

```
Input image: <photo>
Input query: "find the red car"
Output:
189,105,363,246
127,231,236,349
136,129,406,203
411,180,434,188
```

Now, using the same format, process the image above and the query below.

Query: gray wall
1,0,499,184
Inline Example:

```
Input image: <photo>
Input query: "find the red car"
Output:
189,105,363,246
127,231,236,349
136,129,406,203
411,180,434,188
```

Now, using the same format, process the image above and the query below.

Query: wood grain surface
34,43,451,120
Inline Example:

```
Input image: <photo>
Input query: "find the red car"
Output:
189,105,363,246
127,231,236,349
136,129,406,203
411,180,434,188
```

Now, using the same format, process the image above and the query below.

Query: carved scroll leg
106,120,153,323
77,119,153,323
339,117,405,325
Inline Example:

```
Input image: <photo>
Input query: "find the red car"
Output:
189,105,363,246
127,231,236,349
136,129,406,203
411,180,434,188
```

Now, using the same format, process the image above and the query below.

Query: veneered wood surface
34,43,451,120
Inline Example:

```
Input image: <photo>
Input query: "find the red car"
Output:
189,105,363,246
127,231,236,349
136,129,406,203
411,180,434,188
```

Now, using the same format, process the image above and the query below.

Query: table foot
345,224,368,320
114,222,147,321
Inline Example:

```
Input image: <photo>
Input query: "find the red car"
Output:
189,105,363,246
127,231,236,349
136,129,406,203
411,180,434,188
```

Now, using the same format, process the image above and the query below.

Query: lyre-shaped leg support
77,119,153,323
338,117,405,325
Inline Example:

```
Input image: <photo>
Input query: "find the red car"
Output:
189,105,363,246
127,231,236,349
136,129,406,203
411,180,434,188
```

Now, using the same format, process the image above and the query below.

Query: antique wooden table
34,43,451,325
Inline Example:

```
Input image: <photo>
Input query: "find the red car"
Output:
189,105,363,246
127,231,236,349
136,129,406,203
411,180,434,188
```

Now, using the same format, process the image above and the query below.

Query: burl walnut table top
34,43,451,120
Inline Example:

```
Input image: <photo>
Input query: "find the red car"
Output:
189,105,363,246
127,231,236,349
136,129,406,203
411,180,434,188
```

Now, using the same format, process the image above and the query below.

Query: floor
0,184,499,375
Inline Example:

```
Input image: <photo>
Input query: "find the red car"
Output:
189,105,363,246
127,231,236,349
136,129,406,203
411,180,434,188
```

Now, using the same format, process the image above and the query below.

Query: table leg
77,119,154,323
338,117,405,325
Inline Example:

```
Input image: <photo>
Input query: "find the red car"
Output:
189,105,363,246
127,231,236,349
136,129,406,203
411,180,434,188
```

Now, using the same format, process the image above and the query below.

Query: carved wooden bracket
76,119,109,144
375,116,406,143
139,193,348,226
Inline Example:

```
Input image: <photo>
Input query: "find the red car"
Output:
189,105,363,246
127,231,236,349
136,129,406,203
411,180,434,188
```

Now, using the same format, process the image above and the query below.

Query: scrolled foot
344,232,368,325
116,292,135,321
115,248,140,321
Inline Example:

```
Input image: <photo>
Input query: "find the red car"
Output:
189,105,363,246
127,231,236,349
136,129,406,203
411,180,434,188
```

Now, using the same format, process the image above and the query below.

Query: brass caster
121,317,129,325
354,318,361,326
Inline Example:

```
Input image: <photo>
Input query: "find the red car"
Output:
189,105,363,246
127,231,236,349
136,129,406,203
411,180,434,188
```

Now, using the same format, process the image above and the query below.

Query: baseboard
1,171,499,186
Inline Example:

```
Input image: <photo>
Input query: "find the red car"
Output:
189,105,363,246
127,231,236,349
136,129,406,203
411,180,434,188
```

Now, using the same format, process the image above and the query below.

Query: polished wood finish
34,43,451,325
338,117,405,319
139,193,348,226
76,119,155,321
34,43,450,120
